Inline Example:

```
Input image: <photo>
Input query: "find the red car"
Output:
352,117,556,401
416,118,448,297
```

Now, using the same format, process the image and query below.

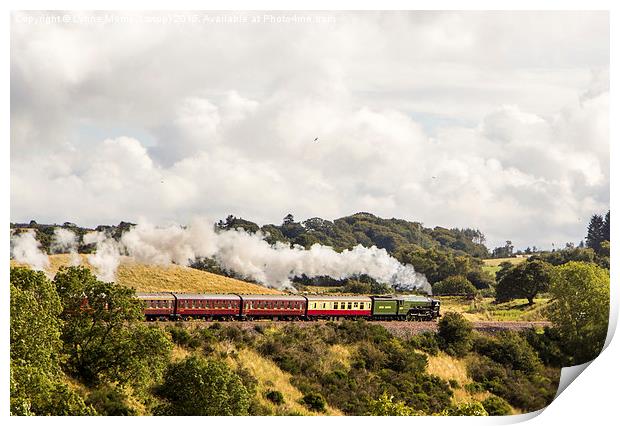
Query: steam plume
84,218,431,293
10,230,50,272
51,228,81,266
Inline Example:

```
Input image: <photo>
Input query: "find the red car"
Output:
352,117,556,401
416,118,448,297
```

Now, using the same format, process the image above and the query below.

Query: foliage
437,312,473,357
433,275,478,296
495,260,553,304
10,267,94,415
529,247,595,266
366,392,420,416
440,401,488,416
481,396,512,416
408,332,440,355
301,392,327,412
586,212,608,255
473,331,542,373
265,389,284,405
547,261,610,364
86,384,137,415
467,356,558,412
54,266,173,387
157,355,250,415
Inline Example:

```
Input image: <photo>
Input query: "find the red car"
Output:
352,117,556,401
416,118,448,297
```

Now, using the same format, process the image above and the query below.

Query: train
137,292,441,322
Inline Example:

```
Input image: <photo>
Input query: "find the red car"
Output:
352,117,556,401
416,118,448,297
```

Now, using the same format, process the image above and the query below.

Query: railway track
150,319,551,338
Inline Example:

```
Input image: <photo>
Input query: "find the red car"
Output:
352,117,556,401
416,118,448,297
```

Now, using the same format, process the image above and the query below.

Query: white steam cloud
84,218,431,293
51,228,81,266
10,230,50,272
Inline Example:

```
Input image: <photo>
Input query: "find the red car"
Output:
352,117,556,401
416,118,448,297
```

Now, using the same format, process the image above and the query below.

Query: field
10,254,282,295
438,296,549,321
482,256,528,277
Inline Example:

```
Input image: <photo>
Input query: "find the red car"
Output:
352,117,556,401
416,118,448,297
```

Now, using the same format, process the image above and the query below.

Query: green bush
265,389,285,405
408,332,440,355
157,355,250,415
301,392,327,412
473,331,542,373
437,312,473,357
86,385,136,416
441,401,488,416
482,395,512,416
166,325,201,349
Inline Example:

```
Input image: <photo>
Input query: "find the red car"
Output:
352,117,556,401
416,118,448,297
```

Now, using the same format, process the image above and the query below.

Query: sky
10,11,609,250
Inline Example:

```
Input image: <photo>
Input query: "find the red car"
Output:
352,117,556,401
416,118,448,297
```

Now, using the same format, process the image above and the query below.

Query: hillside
10,254,282,295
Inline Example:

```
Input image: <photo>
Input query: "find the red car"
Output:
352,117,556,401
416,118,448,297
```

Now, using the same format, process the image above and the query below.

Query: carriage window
353,302,358,308
347,302,352,310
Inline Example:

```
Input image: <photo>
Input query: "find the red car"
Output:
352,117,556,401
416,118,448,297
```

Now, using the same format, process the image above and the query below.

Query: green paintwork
371,295,435,317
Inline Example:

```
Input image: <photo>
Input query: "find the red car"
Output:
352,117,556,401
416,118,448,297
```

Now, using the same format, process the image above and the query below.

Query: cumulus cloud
10,11,609,250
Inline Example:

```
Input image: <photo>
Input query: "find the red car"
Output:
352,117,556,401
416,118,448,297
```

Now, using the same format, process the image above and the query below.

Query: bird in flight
314,137,319,142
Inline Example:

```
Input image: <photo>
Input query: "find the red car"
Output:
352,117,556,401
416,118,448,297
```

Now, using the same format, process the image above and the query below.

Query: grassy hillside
438,296,549,321
11,254,281,295
482,257,527,277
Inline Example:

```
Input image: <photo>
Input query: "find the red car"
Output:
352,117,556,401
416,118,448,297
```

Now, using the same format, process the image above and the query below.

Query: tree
586,214,606,254
495,260,553,305
53,266,172,386
492,241,514,258
157,355,250,415
433,275,477,296
548,262,610,364
10,267,94,415
437,312,473,357
602,211,610,242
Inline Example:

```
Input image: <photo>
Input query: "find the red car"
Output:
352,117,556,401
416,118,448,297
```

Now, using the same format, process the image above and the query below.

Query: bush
265,389,284,405
482,395,512,416
408,332,440,355
166,325,201,348
441,401,488,416
437,312,473,357
473,331,542,373
433,276,478,296
86,385,137,416
301,392,326,412
157,355,250,415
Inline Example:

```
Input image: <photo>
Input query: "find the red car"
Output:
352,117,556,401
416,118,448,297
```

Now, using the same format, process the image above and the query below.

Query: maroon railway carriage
239,294,306,320
305,295,372,319
174,293,242,319
137,292,176,320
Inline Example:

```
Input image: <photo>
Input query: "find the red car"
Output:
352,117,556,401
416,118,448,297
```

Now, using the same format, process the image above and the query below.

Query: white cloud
10,11,609,250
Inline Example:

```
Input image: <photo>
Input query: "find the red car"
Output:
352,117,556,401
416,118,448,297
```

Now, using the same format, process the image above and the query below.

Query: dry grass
438,296,549,321
225,346,342,416
482,257,528,267
11,254,281,295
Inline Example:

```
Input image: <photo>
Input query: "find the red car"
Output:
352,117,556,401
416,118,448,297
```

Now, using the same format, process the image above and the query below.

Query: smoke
83,231,121,283
10,230,50,272
83,218,431,293
51,228,81,266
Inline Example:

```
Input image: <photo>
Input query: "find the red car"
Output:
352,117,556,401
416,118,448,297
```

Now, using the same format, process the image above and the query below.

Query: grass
438,296,549,321
225,346,342,416
482,257,527,277
11,254,282,295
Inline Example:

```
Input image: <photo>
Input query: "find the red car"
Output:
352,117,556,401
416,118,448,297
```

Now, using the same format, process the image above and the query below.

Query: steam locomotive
137,292,441,321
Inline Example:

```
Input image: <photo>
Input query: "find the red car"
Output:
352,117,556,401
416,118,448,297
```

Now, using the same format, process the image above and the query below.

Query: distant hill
10,254,282,295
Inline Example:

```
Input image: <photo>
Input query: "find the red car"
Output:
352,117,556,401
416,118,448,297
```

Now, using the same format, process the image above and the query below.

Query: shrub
157,355,250,415
482,395,512,416
301,392,326,412
473,331,542,373
166,325,201,348
366,392,420,416
441,401,488,416
265,389,284,405
437,312,473,357
86,385,136,416
433,275,478,296
408,332,440,355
